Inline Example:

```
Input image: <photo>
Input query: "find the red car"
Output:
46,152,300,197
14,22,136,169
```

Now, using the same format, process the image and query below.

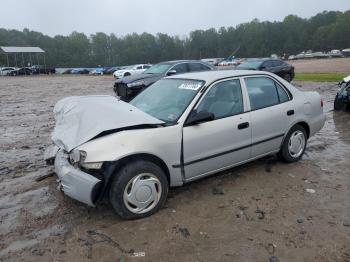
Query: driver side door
182,78,252,181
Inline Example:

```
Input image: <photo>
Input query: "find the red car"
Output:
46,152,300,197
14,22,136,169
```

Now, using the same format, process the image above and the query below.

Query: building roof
0,46,45,53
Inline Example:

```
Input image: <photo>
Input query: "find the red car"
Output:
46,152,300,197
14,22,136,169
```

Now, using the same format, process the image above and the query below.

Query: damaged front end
45,147,104,206
44,95,164,207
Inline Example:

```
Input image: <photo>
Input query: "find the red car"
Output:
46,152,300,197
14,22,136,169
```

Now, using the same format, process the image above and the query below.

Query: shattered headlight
69,150,103,169
69,149,86,164
127,81,144,88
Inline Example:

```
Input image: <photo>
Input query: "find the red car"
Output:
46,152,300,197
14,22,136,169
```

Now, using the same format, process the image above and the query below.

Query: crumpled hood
52,95,164,152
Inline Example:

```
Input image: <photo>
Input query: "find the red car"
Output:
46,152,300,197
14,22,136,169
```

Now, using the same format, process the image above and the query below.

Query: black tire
109,160,168,220
279,125,307,163
124,72,131,77
283,73,292,82
334,96,343,111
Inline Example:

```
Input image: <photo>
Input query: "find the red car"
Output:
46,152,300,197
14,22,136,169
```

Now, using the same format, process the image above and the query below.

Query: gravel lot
0,75,350,262
289,57,350,73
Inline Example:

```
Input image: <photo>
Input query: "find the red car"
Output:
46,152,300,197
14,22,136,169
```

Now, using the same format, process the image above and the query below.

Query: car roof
244,58,282,62
160,60,205,65
167,70,275,83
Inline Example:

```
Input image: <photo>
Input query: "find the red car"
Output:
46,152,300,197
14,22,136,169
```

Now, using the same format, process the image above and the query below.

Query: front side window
197,79,243,119
131,79,204,123
171,63,188,74
245,77,279,110
263,61,274,68
143,64,172,74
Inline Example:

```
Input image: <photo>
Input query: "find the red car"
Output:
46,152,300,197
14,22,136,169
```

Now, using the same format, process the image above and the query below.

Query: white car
45,70,325,219
113,64,152,79
0,67,17,76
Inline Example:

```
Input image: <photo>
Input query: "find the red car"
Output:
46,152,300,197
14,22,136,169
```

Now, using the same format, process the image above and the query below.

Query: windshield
237,61,263,69
143,64,172,74
130,79,204,123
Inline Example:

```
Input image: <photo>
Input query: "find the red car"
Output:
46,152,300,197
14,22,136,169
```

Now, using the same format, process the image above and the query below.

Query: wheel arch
104,153,171,186
295,121,310,138
280,121,310,149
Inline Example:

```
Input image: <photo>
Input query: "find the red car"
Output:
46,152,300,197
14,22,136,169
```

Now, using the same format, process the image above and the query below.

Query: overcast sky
1,0,349,37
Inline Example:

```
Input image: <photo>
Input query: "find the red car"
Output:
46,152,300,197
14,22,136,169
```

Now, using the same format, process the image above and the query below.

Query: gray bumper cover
54,150,102,206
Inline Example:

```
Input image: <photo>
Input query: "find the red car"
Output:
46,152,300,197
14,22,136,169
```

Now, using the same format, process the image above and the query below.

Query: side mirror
167,70,177,76
259,66,266,70
186,110,215,126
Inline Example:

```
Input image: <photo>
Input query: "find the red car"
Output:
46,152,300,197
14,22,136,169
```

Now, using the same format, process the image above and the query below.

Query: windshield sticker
178,82,202,91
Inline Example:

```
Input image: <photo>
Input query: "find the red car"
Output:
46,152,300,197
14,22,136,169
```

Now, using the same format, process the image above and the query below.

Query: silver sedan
45,70,326,219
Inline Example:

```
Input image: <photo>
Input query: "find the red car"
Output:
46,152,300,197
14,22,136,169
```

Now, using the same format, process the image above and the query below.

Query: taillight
321,98,324,107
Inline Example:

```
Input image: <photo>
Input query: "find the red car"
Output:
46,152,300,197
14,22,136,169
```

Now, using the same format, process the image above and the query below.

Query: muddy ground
289,57,350,73
0,75,350,262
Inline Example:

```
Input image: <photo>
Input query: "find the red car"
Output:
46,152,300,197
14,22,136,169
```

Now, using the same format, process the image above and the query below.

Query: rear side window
276,84,290,103
245,77,279,110
188,63,202,72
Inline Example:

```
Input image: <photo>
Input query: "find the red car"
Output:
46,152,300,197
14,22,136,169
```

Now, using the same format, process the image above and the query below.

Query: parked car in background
31,65,56,74
105,67,121,75
7,67,33,76
113,64,152,79
342,48,350,57
0,67,17,76
113,60,214,101
70,68,91,74
334,75,350,111
329,49,343,58
304,50,314,59
201,58,224,66
218,58,241,66
45,70,325,219
312,52,329,59
89,68,105,75
288,55,296,60
236,58,295,82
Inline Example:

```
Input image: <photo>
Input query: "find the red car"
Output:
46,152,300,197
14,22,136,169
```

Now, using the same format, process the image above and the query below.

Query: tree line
0,10,349,67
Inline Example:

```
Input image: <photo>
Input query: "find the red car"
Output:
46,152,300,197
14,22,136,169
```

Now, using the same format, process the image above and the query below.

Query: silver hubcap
288,130,306,158
123,173,162,214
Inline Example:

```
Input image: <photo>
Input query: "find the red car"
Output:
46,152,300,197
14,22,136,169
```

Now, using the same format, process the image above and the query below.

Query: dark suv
236,58,295,82
113,60,214,101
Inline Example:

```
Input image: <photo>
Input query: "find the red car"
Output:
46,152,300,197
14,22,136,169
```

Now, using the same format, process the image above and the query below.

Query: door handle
287,110,295,116
238,122,249,130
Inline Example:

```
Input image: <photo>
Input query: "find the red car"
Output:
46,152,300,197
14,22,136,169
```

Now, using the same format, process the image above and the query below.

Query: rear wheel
124,72,131,77
109,160,168,220
279,125,307,162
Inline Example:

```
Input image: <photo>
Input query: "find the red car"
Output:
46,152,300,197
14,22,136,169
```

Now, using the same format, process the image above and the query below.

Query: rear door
182,78,252,181
243,76,294,158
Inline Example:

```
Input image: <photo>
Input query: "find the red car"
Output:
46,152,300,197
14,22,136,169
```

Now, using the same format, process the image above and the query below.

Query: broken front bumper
54,150,102,207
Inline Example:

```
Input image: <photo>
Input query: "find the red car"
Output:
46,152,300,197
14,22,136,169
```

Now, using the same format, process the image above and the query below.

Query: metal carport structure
0,46,46,68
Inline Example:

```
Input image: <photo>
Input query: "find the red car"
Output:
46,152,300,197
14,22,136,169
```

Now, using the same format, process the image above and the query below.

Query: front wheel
109,160,168,220
279,125,307,163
